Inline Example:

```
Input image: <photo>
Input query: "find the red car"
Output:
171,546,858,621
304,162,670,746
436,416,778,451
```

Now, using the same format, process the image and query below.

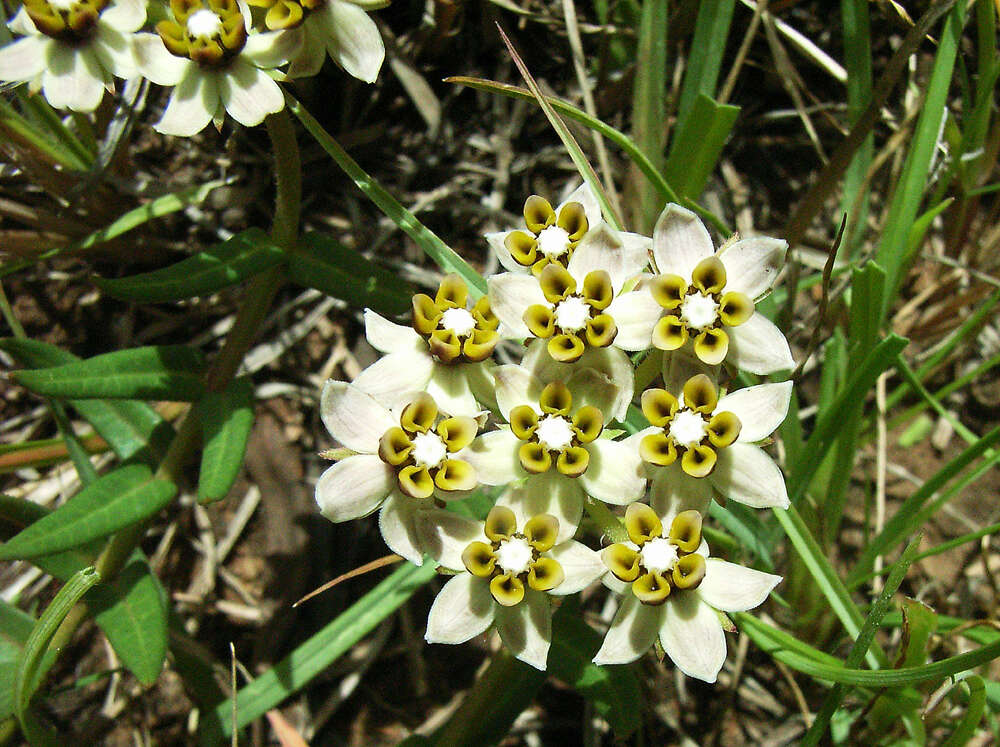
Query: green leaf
670,0,736,138
198,377,255,503
94,228,287,303
941,676,986,747
663,94,740,201
631,0,668,230
0,465,176,560
287,232,413,317
12,345,206,401
0,601,35,720
0,338,173,466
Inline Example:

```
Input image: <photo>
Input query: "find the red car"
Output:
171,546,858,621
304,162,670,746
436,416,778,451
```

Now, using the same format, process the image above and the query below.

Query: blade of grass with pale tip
631,0,667,231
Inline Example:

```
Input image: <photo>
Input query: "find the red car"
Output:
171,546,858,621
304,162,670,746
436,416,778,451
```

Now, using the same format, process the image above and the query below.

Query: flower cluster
318,186,792,681
0,0,385,132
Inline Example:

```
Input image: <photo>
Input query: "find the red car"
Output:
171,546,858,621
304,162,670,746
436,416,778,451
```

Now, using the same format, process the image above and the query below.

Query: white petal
494,590,551,670
718,236,787,300
593,595,662,665
486,231,526,273
488,273,546,339
650,462,713,518
618,231,653,273
697,559,782,612
323,0,384,83
507,471,584,543
133,33,188,86
558,182,602,228
660,348,713,394
286,25,326,78
378,493,433,565
417,510,484,570
0,35,49,83
93,27,137,79
363,308,421,354
578,438,646,505
350,349,434,411
243,28,301,69
425,574,495,645
659,593,727,683
565,366,627,421
462,430,524,485
726,313,794,375
711,443,789,509
717,381,792,443
219,60,284,127
315,455,393,521
568,223,648,294
8,7,37,35
605,290,660,351
100,0,145,31
522,341,634,422
426,364,479,417
545,540,605,595
651,203,714,279
465,361,498,414
156,68,217,137
494,363,541,420
42,46,106,112
320,379,395,453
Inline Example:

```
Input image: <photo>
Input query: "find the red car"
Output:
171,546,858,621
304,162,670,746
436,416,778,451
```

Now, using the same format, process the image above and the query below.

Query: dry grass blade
292,554,403,608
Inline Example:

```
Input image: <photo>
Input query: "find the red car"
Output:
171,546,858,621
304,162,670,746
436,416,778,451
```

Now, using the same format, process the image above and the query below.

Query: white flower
630,374,791,510
462,365,645,535
278,0,385,81
0,0,144,112
647,203,794,374
315,382,480,564
489,221,660,364
353,274,499,417
422,504,605,670
133,0,300,136
593,503,781,682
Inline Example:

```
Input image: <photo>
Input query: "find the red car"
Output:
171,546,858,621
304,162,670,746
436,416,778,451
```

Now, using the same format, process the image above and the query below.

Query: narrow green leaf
840,0,873,256
287,232,413,316
896,598,938,668
631,0,668,230
198,377,255,503
94,228,287,303
941,676,986,747
0,465,176,560
12,345,206,401
286,95,487,298
671,0,736,138
216,561,436,734
0,602,35,720
663,95,740,200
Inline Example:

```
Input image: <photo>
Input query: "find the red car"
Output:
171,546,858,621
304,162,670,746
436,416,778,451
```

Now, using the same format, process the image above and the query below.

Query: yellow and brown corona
650,255,754,365
509,382,603,477
504,195,589,276
412,275,499,364
245,0,318,30
461,506,565,606
377,393,477,499
639,374,741,478
23,0,108,40
156,0,247,67
523,265,617,363
603,504,706,605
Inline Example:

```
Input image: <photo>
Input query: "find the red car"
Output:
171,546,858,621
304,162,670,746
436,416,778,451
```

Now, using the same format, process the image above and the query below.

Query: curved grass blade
95,228,287,303
0,601,35,720
0,465,176,561
12,345,206,402
198,377,255,504
941,676,986,747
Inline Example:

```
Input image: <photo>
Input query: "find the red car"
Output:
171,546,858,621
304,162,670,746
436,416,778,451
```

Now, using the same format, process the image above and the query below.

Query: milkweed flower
648,204,793,374
632,374,791,510
133,0,300,136
593,503,781,682
354,274,499,417
422,505,605,670
315,382,480,564
0,0,144,112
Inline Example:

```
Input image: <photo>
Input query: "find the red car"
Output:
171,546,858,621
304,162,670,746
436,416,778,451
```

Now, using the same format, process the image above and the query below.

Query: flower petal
155,68,217,137
350,349,434,412
567,223,649,294
507,471,584,543
425,574,495,645
363,308,422,354
605,290,660,351
698,558,782,612
465,361,498,414
494,363,542,420
219,59,284,128
523,340,634,422
315,455,393,521
651,203,714,280
726,313,794,375
462,430,524,485
0,35,49,84
418,510,485,570
659,592,727,683
378,493,430,565
93,26,137,78
711,443,789,509
100,0,145,31
558,182,601,228
545,540,605,595
593,595,662,665
323,0,384,83
488,273,547,339
494,590,551,670
717,380,792,443
578,438,646,505
242,28,301,68
133,33,189,86
424,364,480,417
286,25,325,78
320,379,395,453
650,462,713,518
42,46,106,112
718,236,787,300
486,231,526,273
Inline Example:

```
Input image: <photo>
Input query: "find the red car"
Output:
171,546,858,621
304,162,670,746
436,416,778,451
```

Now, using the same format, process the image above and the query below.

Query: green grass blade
0,601,34,720
631,0,668,230
671,0,736,139
839,0,873,255
663,94,740,201
941,675,986,746
286,95,486,297
198,377,255,504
